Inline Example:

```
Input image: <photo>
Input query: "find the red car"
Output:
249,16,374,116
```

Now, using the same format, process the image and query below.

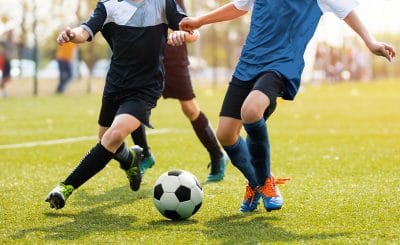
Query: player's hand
179,17,202,32
368,41,396,62
167,31,187,46
57,27,76,45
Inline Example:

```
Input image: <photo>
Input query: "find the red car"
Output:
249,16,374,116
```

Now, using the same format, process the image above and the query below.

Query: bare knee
241,104,263,123
241,90,270,123
101,128,126,150
216,117,242,146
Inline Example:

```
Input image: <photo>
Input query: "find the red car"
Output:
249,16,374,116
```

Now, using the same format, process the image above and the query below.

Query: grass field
0,79,399,244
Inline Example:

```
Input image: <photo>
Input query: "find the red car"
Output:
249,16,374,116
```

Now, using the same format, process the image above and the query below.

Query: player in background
177,0,396,212
131,0,228,183
55,41,77,94
45,0,198,210
0,30,16,98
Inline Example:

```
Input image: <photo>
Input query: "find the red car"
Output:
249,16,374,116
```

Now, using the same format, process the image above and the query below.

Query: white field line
0,128,180,150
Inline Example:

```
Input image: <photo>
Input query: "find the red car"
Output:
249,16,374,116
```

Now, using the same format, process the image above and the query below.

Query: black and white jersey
82,0,187,94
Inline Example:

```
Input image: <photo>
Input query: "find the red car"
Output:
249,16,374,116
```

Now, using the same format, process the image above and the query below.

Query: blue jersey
233,0,358,100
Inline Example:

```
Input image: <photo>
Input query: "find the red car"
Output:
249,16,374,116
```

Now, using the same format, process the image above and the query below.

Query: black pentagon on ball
164,210,182,220
193,202,202,215
175,185,191,202
153,184,164,200
168,170,184,176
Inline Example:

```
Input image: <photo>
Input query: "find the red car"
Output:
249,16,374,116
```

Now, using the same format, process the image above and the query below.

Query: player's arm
57,1,107,46
57,27,90,45
180,2,249,32
344,10,396,61
167,29,200,46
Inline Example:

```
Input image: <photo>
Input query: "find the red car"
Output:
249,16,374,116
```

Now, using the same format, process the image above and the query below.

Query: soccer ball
153,169,203,220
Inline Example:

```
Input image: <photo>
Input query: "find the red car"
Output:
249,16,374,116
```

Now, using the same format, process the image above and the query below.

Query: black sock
63,143,114,189
131,124,151,157
191,112,222,164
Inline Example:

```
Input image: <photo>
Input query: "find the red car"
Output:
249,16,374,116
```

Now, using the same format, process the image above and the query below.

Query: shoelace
244,185,256,206
258,177,290,197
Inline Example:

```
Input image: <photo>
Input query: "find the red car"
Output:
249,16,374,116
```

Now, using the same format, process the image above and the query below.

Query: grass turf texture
0,80,399,244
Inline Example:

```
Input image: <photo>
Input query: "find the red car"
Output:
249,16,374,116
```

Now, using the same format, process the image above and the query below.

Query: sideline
0,128,176,150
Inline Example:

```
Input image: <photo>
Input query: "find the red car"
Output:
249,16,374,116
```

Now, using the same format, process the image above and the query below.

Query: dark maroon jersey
163,0,190,68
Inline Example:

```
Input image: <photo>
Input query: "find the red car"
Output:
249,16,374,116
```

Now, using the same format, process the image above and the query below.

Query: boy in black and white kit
45,0,198,210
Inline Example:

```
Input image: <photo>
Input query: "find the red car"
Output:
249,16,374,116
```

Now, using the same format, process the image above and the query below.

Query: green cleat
206,153,229,182
45,183,74,210
140,153,156,176
125,145,143,191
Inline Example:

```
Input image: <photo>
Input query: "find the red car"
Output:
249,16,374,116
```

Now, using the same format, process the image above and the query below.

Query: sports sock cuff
243,118,265,129
97,143,114,158
115,142,126,154
114,143,130,163
191,111,208,128
243,119,267,141
223,136,244,151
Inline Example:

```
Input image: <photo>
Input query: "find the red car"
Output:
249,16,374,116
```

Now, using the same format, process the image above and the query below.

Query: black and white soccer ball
153,169,203,220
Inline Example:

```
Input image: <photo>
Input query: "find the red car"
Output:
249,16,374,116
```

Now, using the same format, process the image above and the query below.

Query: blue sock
244,119,271,186
223,136,258,188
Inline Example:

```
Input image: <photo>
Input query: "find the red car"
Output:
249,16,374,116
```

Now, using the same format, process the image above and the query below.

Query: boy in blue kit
178,0,396,212
45,0,198,210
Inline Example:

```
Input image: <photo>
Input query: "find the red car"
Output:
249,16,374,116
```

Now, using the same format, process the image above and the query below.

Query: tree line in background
0,0,399,95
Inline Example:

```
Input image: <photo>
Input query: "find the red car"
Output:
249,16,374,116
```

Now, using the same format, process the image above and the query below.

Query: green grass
0,80,399,244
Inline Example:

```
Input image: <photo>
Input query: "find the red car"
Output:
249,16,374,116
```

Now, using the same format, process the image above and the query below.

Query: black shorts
220,72,285,120
162,64,195,100
98,88,161,128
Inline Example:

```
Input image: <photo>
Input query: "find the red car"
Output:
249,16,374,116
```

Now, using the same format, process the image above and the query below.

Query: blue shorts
220,71,285,120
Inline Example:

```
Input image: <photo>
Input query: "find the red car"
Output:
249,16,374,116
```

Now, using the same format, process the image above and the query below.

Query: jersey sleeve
317,0,359,19
165,0,187,30
233,0,254,11
81,1,107,41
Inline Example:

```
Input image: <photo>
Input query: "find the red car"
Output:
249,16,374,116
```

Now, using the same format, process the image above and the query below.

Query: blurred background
0,0,399,97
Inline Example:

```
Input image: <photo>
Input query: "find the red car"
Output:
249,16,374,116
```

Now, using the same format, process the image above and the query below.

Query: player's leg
130,124,155,176
217,116,260,212
180,99,228,182
45,114,143,209
115,91,161,184
45,96,143,209
163,61,227,182
45,95,116,209
217,78,260,212
56,60,68,93
102,113,144,191
66,61,73,83
241,72,289,211
57,61,73,93
0,59,11,97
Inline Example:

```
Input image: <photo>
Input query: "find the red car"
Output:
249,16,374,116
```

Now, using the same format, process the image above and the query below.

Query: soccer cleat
125,145,143,191
45,183,74,210
206,153,229,182
139,153,156,176
257,176,290,212
240,183,261,212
